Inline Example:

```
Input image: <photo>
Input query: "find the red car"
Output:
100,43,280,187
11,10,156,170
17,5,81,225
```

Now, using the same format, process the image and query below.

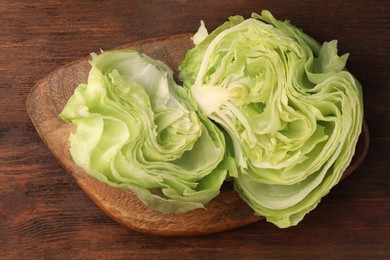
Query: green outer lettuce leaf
179,10,363,227
60,50,236,213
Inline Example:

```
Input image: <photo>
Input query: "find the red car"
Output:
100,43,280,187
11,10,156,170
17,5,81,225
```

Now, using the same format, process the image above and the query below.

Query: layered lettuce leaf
179,10,363,227
60,50,235,213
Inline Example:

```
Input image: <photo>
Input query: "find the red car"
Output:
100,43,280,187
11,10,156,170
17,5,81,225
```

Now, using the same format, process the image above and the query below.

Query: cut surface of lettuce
60,50,235,213
179,10,363,227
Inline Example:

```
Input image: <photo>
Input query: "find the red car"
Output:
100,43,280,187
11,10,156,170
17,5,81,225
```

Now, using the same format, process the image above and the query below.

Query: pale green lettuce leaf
179,10,363,227
60,50,235,213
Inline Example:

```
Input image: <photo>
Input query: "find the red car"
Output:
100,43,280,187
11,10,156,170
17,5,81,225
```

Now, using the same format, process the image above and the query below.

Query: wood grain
26,34,370,236
2,0,390,258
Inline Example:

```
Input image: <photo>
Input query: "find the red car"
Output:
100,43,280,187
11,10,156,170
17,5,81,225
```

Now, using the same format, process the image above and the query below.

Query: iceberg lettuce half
60,50,236,213
179,10,363,227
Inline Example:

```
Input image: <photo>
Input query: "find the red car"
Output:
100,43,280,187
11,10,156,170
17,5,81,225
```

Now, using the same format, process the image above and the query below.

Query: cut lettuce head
60,50,236,213
179,10,363,227
59,10,363,228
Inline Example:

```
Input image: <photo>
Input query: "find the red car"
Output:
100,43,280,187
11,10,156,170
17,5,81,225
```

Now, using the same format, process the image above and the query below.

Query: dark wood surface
1,0,389,258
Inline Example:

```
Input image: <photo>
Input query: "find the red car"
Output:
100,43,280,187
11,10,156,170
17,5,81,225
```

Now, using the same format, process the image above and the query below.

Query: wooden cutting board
26,34,370,236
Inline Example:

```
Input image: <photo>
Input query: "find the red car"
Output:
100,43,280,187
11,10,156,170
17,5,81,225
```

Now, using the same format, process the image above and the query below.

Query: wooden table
1,1,389,259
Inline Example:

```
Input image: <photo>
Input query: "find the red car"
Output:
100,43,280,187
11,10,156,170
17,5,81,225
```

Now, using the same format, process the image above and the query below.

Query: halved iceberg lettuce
179,10,363,227
60,50,236,213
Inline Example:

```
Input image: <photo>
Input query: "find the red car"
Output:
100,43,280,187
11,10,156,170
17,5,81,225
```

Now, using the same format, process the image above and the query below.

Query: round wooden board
26,34,370,236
